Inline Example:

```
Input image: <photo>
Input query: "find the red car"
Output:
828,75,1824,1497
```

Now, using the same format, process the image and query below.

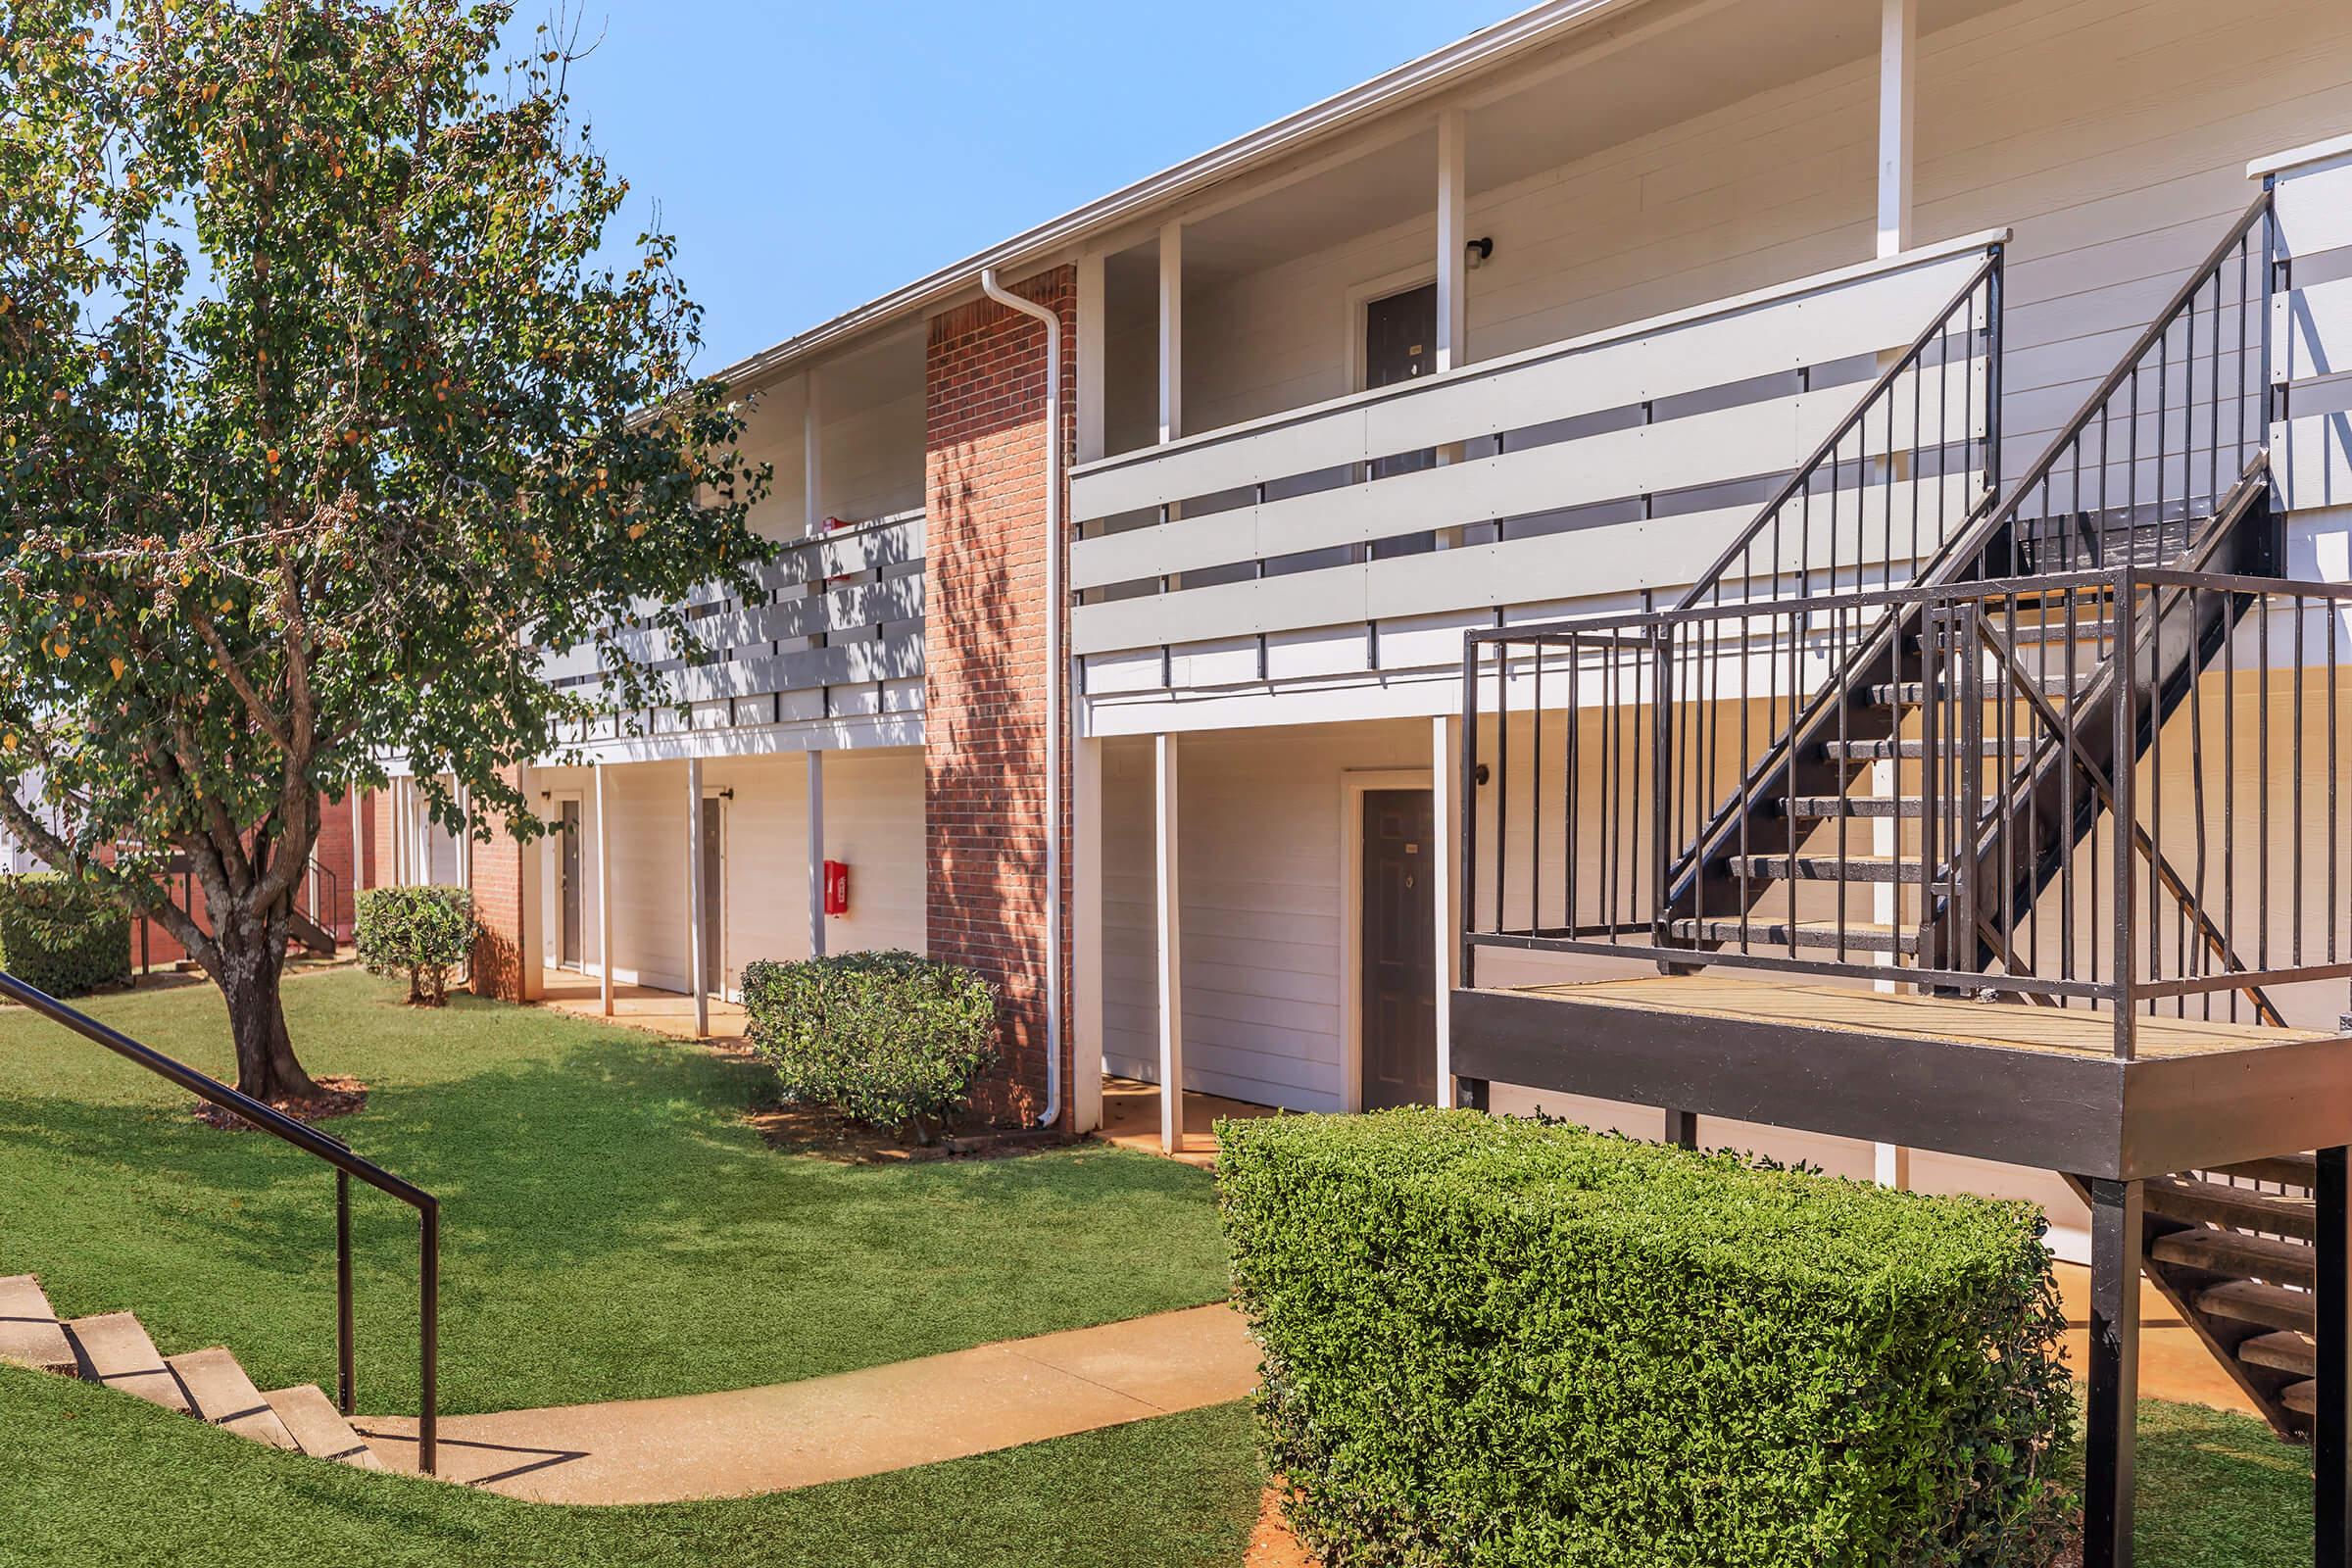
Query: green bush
1217,1109,2074,1568
0,873,129,998
742,951,998,1142
352,886,475,1005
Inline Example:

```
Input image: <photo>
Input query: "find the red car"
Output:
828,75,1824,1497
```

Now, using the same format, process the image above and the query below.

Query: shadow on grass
0,974,1228,1416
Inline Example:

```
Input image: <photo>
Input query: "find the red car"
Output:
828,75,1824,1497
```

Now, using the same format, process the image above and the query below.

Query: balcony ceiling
1169,0,2015,290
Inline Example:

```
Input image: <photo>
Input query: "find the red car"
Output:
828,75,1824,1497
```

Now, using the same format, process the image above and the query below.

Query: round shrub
353,886,475,1005
0,873,130,998
742,950,999,1143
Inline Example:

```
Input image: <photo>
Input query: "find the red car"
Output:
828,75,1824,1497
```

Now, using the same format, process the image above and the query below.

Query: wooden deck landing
1451,974,2352,1181
1507,976,2326,1060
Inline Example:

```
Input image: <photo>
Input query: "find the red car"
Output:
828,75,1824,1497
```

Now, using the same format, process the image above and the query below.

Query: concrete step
0,1275,75,1375
2150,1228,2317,1291
168,1347,296,1449
2238,1330,2317,1379
264,1384,384,1468
64,1312,189,1413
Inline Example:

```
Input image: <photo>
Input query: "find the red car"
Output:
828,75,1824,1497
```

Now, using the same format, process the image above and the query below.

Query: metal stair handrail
2,968,438,1474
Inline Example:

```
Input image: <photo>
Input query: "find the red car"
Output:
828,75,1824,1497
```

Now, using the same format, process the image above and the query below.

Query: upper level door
1364,282,1437,557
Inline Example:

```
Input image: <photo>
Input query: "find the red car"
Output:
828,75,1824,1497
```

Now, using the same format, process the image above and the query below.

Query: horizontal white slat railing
538,510,925,719
1068,231,2008,692
2266,137,2352,513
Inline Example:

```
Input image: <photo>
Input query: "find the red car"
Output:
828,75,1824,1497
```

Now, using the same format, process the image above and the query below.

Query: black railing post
1650,620,1673,954
336,1169,355,1415
2111,567,2138,1057
419,1201,439,1478
2319,1145,2351,1568
2083,1176,2144,1568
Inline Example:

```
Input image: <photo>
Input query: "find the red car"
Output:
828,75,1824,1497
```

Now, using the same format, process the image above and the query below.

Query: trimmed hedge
353,886,475,1005
742,950,998,1142
1218,1109,2074,1568
0,874,129,998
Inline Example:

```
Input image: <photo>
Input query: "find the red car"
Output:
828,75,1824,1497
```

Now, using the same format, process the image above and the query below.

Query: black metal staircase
1455,189,2352,1568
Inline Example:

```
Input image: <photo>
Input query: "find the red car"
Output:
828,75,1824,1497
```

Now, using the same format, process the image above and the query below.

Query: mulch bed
747,1101,1075,1164
194,1075,368,1131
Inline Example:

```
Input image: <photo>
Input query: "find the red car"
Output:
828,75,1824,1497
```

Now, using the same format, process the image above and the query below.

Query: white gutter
711,0,1650,395
978,268,1065,1132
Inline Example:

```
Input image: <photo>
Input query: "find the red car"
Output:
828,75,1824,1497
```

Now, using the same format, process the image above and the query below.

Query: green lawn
0,969,1229,1414
0,1362,1264,1568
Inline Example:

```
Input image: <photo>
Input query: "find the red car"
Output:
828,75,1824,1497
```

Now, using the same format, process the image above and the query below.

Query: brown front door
1364,283,1439,562
699,798,724,996
557,800,583,970
1361,789,1439,1109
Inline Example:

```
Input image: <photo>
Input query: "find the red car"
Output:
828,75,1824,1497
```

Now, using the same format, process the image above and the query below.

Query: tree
0,0,766,1100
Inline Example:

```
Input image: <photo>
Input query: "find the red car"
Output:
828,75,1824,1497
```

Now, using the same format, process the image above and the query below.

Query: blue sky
552,2,1507,369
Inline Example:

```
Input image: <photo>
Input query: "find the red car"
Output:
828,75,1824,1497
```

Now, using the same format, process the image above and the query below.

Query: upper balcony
1070,232,2002,724
538,326,928,757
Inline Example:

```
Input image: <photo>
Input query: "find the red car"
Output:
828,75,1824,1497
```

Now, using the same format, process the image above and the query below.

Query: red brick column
467,767,532,1001
923,266,1076,1128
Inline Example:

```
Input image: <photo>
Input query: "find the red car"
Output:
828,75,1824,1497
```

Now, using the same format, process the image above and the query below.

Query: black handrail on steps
0,968,438,1475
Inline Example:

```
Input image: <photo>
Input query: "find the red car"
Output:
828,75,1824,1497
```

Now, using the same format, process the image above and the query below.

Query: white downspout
979,268,1064,1132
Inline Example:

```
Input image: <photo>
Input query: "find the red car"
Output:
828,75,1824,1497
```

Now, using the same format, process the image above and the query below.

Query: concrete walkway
356,1303,1258,1503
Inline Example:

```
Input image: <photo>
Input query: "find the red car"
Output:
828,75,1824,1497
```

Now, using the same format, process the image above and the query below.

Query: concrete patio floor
538,972,746,1045
1097,1076,1280,1169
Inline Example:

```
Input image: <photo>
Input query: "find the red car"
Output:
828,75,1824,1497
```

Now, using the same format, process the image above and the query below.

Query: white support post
802,369,824,534
1157,221,1183,446
455,784,470,894
1072,734,1105,1134
1075,251,1106,466
595,762,613,1016
1153,733,1184,1154
1877,0,1916,261
1431,714,1457,1106
350,788,365,901
806,750,826,960
1874,0,1916,1191
1436,106,1470,373
685,758,708,1038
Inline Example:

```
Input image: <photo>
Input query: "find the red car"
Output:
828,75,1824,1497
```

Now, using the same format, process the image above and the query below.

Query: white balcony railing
538,509,925,722
1067,231,2006,702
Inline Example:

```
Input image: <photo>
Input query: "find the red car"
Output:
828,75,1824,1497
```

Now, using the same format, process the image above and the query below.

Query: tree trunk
214,905,318,1103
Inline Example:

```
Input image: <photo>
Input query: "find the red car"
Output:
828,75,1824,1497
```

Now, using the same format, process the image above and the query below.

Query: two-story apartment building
363,0,2352,1162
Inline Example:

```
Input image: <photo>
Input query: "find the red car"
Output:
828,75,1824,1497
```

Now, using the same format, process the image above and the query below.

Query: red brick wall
126,790,357,968
923,266,1076,1128
467,767,530,1000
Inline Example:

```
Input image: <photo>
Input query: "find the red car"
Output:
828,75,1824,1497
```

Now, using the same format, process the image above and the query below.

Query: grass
0,1363,2319,1568
0,1363,1265,1568
0,968,1229,1413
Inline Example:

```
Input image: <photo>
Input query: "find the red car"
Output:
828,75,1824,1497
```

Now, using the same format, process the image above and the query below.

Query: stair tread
2196,1280,2316,1333
1823,736,2042,760
2154,1228,2316,1288
0,1274,75,1375
2238,1331,2317,1377
1669,917,1918,953
65,1312,190,1412
1724,854,1937,884
263,1384,384,1468
2282,1379,2318,1417
168,1348,297,1448
2213,1154,2318,1189
2146,1176,2316,1239
1779,795,1925,819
